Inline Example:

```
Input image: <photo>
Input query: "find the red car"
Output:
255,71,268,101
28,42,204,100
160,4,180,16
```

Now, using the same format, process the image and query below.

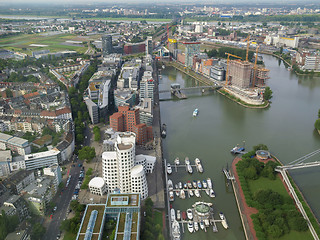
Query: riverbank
162,60,269,109
232,153,320,240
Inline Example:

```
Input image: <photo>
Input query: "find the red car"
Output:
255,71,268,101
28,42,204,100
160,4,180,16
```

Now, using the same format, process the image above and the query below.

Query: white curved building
102,151,118,192
89,177,107,196
131,164,148,200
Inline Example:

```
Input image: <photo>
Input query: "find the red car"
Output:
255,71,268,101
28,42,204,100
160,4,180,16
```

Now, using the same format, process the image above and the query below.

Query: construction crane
242,34,250,62
225,53,242,86
252,45,260,87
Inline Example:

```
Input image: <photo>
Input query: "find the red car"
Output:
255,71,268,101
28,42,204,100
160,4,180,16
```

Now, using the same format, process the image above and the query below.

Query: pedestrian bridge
159,85,220,93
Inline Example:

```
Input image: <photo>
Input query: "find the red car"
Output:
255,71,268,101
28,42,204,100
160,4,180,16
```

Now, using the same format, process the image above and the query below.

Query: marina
166,157,229,239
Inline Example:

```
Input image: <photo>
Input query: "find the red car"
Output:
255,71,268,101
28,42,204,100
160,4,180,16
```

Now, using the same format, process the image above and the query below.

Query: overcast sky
0,0,316,4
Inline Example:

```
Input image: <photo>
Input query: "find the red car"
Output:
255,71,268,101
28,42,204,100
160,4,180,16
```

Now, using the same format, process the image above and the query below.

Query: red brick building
109,106,153,145
110,112,124,132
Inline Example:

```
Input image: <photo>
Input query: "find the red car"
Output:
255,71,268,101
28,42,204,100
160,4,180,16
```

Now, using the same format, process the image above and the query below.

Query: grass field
63,232,76,240
0,32,88,55
248,176,289,198
247,175,314,240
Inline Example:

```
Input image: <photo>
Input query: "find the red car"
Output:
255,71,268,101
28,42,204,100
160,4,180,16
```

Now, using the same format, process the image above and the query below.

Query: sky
0,0,315,4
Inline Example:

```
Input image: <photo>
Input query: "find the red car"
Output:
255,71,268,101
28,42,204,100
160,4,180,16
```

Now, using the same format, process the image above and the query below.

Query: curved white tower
131,164,148,200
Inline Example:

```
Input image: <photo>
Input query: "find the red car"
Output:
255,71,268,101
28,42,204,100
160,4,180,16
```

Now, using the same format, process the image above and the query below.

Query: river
159,54,320,240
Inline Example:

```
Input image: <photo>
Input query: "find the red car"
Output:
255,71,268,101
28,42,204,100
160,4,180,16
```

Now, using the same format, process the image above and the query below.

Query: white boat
172,220,181,240
175,184,179,189
193,108,199,117
162,65,165,69
187,181,192,189
175,190,180,197
168,179,173,191
169,191,174,202
180,190,186,199
187,164,193,174
207,178,213,189
194,189,201,198
185,157,190,165
230,145,245,154
220,212,229,229
184,183,188,189
192,180,197,188
167,163,172,174
197,164,203,173
200,221,205,230
177,210,181,221
178,182,183,189
188,221,194,233
205,189,210,196
209,189,216,198
204,219,210,226
188,189,194,197
187,209,193,220
195,158,201,165
174,157,180,165
197,180,202,189
171,208,176,222
202,180,207,188
194,221,199,231
212,225,218,232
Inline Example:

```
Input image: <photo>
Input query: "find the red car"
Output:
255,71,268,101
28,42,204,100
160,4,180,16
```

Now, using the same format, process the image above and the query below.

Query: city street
45,163,81,240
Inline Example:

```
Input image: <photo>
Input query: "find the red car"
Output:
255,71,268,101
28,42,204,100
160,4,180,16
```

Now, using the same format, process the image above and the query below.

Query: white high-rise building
131,165,148,200
102,132,149,198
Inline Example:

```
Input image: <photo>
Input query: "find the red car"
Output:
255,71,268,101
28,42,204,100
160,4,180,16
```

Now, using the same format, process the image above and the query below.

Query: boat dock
223,168,235,180
172,164,203,173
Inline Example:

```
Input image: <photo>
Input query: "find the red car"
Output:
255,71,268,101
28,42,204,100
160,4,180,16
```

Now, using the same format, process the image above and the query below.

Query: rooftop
89,177,105,189
117,143,133,151
106,193,139,207
25,149,60,160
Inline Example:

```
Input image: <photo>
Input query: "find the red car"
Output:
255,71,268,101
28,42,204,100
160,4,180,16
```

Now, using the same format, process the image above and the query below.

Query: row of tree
0,211,19,240
315,109,320,132
140,198,164,240
60,200,86,235
93,126,101,142
236,145,309,239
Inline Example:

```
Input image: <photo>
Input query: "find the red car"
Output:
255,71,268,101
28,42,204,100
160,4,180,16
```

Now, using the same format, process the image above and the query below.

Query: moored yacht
171,208,176,222
202,180,207,188
169,191,174,202
185,157,190,165
194,189,201,198
207,178,213,189
168,179,173,191
197,180,202,189
167,163,172,174
172,220,180,240
188,189,194,197
180,189,186,199
176,210,181,221
209,189,216,198
187,209,193,220
194,221,199,232
188,221,194,233
200,221,205,230
174,157,180,165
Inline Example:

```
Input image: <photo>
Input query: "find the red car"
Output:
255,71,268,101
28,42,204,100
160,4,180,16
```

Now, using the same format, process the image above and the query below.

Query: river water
159,54,320,240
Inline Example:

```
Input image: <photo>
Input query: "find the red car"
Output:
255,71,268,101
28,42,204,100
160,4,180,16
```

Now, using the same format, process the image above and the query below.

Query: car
50,214,53,219
53,206,57,211
78,164,82,167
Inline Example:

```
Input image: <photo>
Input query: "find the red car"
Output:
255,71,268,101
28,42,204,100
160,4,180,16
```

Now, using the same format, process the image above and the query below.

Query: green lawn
63,232,76,240
154,210,163,227
248,176,289,198
0,33,87,54
278,230,313,240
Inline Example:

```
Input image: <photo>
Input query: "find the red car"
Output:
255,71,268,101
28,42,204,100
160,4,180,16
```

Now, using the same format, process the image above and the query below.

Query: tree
5,88,13,98
253,144,268,152
263,87,273,101
78,146,96,162
315,119,320,130
279,46,283,54
31,223,46,240
267,225,284,238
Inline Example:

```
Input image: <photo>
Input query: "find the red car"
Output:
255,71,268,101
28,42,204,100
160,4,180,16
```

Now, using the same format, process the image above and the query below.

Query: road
45,163,81,240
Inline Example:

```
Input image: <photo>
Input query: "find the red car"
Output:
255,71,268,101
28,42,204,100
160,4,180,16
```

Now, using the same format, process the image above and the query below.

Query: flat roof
117,143,132,151
78,205,106,236
106,193,140,207
9,137,28,146
0,132,12,141
25,150,60,160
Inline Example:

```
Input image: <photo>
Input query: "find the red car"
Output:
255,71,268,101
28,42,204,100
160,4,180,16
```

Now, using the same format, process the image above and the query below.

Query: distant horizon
0,0,319,5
